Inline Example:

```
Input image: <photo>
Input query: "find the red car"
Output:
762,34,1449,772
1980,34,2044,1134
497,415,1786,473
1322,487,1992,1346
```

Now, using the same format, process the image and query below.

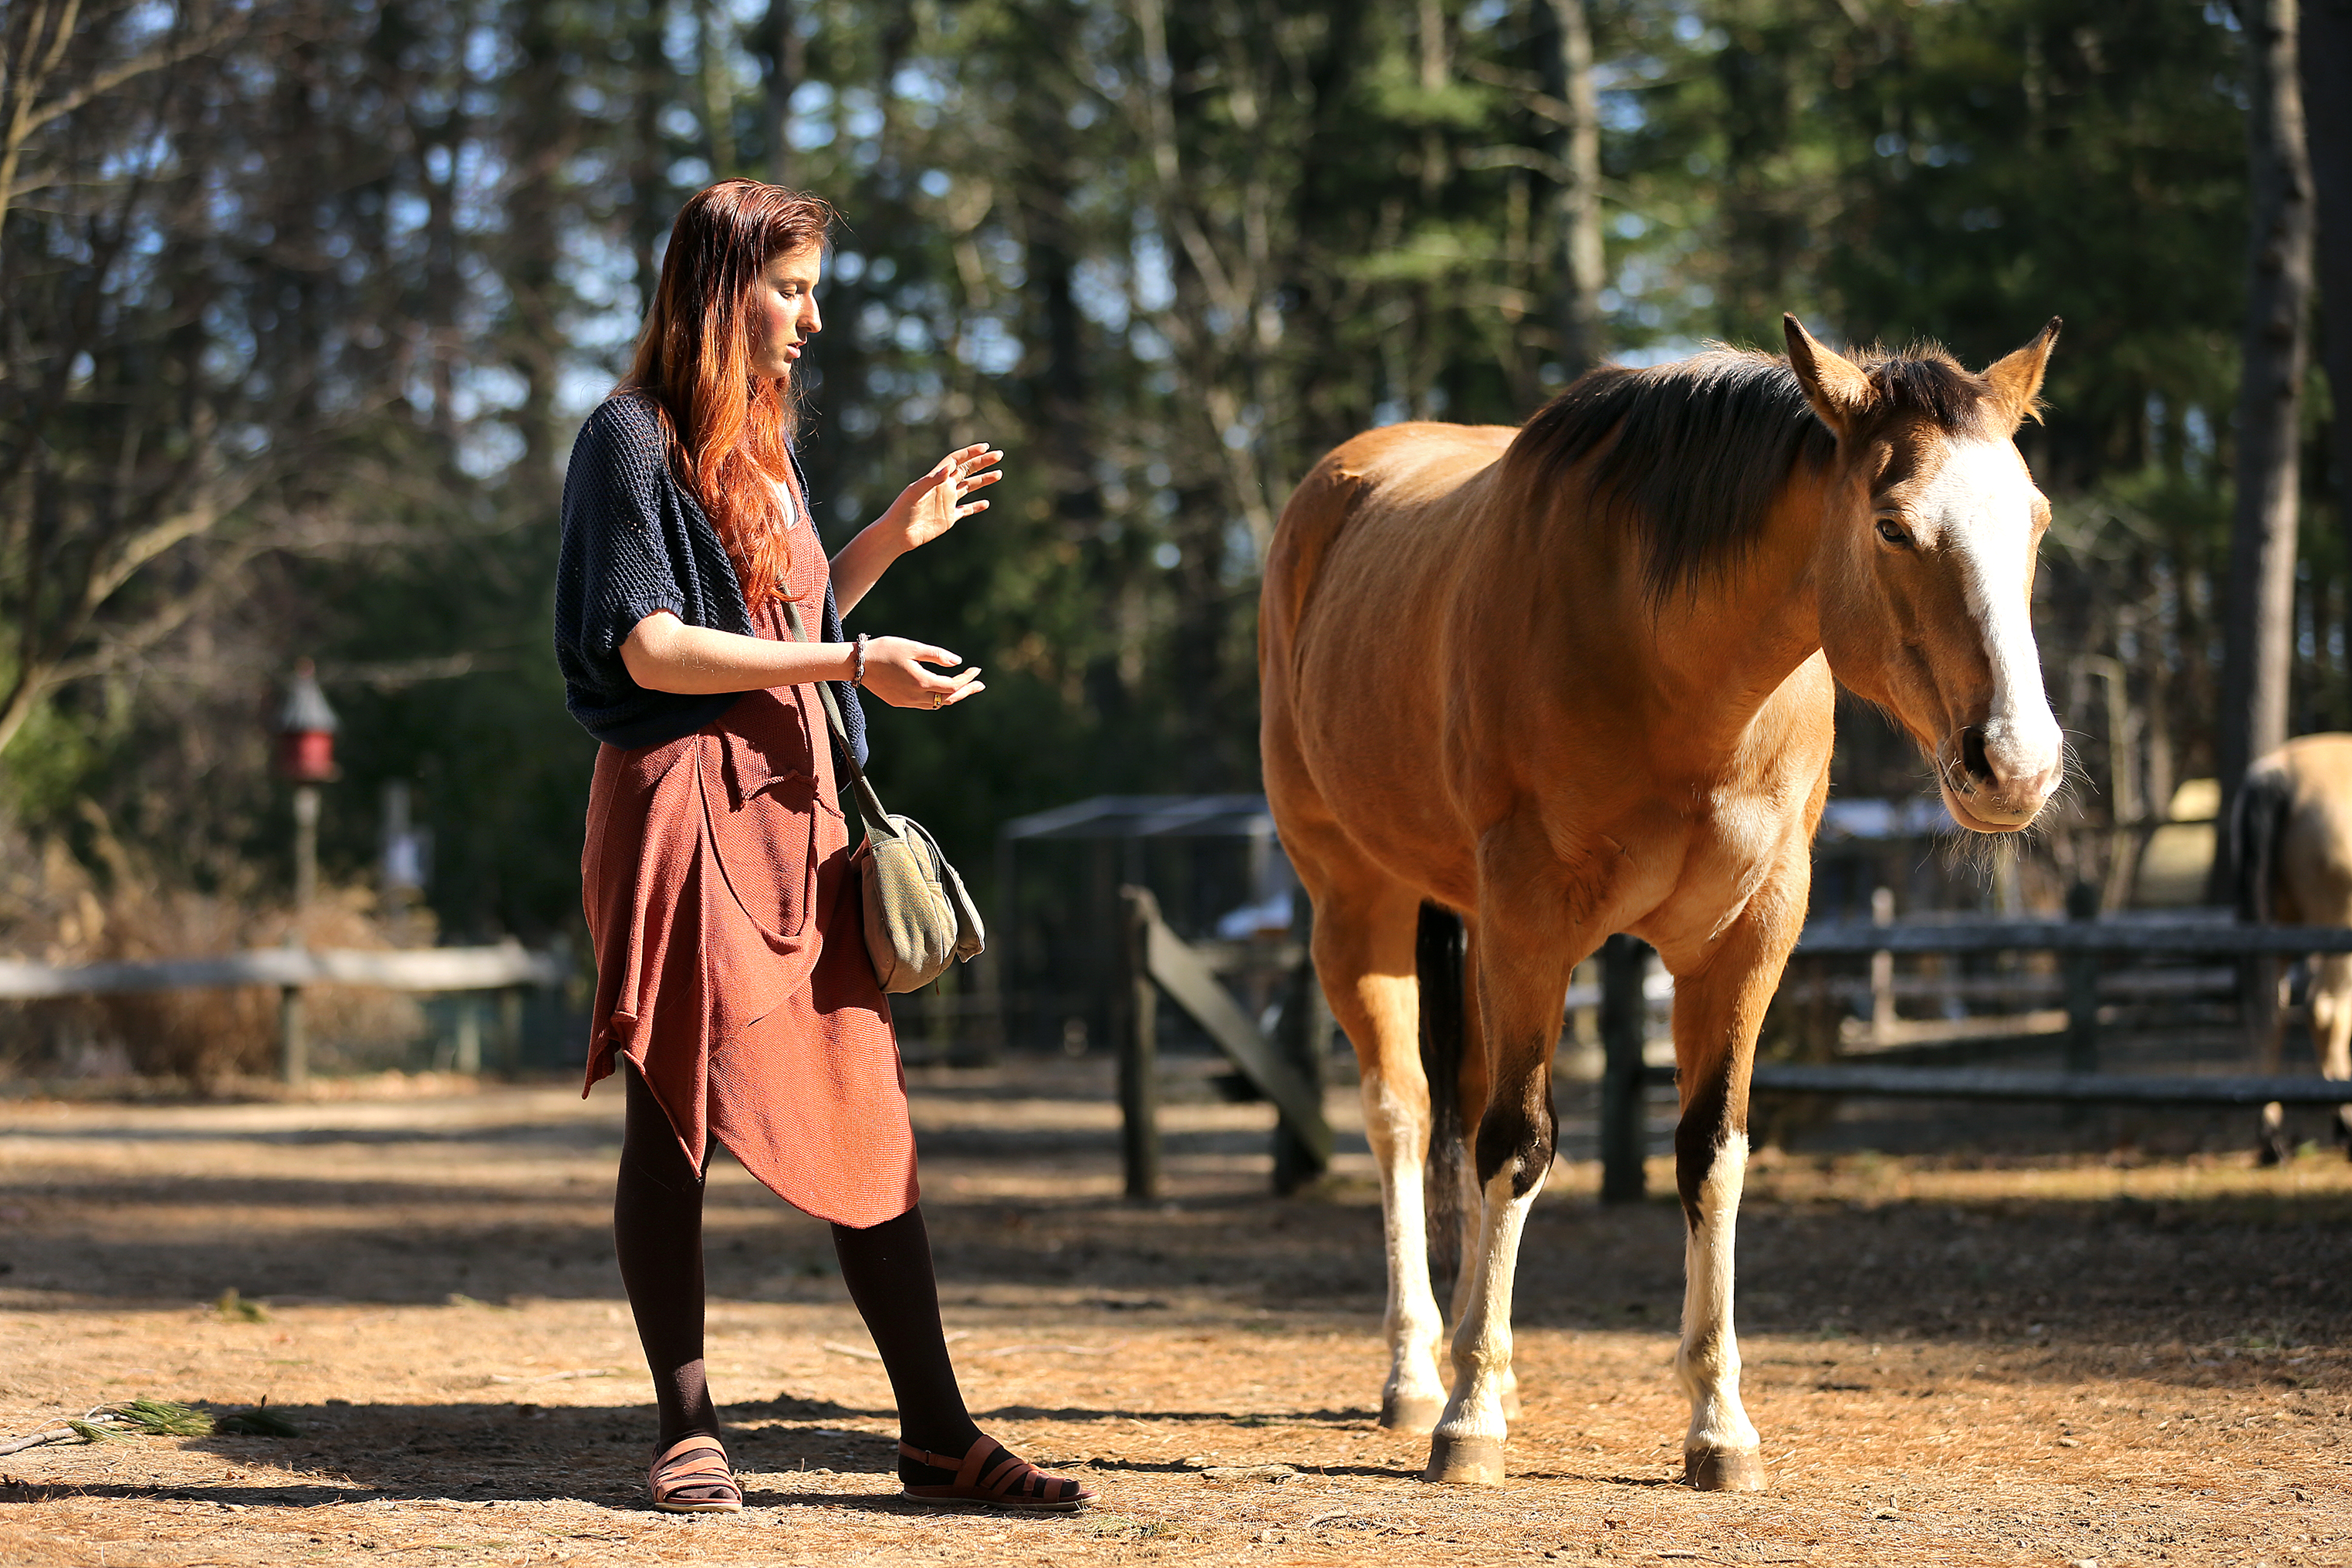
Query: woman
553,179,1090,1516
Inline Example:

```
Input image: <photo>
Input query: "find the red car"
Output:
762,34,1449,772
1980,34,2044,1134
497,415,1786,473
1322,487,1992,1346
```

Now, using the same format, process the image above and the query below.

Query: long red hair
623,179,836,610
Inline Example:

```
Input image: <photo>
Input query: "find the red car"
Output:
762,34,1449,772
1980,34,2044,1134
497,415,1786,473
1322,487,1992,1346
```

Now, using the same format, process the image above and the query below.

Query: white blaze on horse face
1920,434,2062,821
1676,1130,1760,1470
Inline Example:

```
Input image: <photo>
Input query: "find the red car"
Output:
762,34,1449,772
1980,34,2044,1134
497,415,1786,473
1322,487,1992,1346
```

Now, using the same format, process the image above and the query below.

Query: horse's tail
2231,756,2293,922
1417,902,1469,1296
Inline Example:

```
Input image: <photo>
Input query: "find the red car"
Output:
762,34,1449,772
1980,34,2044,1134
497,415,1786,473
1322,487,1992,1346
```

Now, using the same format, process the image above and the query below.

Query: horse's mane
1507,343,1994,604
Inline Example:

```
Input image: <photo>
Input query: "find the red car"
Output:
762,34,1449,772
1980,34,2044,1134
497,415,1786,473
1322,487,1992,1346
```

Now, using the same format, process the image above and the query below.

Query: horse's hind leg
1309,880,1448,1431
2311,955,2352,1154
2252,955,2292,1164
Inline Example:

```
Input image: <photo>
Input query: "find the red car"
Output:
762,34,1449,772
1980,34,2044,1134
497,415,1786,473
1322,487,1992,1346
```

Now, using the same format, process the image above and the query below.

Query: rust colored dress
577,521,916,1230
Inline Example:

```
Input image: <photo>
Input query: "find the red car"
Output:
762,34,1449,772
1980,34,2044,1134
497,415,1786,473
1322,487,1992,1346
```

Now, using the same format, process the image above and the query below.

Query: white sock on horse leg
1677,1130,1762,1486
1432,1163,1546,1459
1364,1075,1446,1429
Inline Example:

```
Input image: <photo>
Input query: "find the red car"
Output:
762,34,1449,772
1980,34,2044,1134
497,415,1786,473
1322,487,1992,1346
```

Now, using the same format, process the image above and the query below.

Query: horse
1259,315,2065,1489
2229,732,2352,1161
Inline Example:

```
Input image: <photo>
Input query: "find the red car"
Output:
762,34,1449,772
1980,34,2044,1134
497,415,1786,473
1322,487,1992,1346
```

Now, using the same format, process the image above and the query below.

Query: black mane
1509,346,1991,603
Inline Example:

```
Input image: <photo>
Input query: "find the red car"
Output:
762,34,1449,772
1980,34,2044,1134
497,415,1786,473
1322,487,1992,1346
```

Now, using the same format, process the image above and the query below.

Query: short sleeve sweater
553,393,867,765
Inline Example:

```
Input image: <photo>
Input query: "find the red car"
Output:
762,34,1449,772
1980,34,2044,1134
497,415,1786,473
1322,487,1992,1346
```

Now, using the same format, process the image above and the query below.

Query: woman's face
748,242,823,380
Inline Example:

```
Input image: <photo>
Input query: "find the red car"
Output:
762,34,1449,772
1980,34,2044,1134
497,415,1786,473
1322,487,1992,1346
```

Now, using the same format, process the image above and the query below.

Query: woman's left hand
883,444,1003,551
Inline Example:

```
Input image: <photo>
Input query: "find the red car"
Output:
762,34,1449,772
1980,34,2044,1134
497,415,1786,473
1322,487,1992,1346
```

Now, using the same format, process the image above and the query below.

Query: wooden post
292,783,321,911
1599,933,1650,1203
499,985,524,1076
2063,881,2101,1127
455,999,482,1075
278,931,307,1086
1118,886,1162,1201
1868,886,1897,1047
278,985,308,1086
1272,897,1329,1195
2063,880,2101,1073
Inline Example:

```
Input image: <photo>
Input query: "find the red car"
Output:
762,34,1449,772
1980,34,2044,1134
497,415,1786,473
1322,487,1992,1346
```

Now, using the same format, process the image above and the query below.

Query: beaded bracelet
851,632,870,688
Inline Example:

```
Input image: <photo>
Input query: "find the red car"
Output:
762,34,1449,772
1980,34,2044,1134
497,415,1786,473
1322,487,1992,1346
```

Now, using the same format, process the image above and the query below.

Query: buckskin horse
2230,732,2352,1161
1259,316,2065,1488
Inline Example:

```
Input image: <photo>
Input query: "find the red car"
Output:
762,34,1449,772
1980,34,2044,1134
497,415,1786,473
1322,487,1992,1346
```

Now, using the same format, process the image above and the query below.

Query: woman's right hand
860,636,985,710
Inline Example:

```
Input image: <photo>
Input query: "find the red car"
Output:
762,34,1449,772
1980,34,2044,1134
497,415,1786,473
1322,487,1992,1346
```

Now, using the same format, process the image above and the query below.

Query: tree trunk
2306,0,2352,652
506,0,568,476
630,1,673,316
1714,0,1803,344
1539,0,1603,377
2219,0,2317,842
755,0,801,185
697,0,738,178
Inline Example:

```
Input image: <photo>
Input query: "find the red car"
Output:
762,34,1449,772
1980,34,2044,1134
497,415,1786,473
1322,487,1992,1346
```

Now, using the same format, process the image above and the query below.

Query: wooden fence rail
1107,901,2352,1205
0,944,569,1086
1117,886,1331,1201
1597,917,2352,1202
1729,1064,2352,1106
1790,919,2352,956
0,945,565,999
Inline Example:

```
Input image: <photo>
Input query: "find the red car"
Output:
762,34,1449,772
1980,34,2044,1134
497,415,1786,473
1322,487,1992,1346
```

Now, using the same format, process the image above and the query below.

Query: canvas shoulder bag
779,599,985,993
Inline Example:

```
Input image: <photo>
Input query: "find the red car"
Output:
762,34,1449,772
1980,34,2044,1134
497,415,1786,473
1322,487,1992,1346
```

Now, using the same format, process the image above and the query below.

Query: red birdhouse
276,659,340,782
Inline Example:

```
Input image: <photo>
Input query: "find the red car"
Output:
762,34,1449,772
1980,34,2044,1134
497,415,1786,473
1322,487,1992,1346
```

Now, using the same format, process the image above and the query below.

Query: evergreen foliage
0,0,2327,941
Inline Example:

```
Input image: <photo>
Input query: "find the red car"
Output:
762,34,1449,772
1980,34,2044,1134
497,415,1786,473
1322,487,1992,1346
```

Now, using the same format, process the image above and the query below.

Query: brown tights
612,1063,982,1484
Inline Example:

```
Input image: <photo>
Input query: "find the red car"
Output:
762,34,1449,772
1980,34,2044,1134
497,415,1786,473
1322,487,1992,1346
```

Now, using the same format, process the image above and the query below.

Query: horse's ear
1783,315,1874,438
1981,317,2060,431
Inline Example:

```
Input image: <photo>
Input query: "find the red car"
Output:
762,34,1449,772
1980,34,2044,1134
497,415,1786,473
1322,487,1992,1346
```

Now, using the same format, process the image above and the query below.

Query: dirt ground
2,1056,2349,1567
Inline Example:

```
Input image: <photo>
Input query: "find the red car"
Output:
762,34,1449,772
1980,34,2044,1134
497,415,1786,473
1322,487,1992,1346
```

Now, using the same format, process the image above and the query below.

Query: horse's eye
1875,517,1911,548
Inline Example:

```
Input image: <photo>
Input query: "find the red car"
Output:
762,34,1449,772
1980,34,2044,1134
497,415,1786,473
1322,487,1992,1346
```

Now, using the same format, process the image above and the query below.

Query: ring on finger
931,693,945,708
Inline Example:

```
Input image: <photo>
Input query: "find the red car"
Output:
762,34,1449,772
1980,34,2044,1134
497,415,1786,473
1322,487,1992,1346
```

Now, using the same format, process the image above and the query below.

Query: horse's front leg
1426,845,1587,1485
1660,896,1800,1493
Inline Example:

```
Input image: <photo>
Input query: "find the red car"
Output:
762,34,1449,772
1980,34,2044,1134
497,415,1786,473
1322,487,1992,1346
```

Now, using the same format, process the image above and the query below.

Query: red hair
623,179,836,610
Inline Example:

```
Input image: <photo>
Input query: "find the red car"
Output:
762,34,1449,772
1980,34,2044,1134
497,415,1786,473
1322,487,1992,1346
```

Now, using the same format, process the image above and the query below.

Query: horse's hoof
1424,1432,1506,1485
2257,1136,2289,1168
1684,1446,1768,1492
1380,1392,1445,1434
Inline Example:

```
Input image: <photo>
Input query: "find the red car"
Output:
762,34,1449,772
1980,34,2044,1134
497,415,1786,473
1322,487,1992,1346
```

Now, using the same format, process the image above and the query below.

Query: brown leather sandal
898,1435,1093,1513
648,1433,743,1513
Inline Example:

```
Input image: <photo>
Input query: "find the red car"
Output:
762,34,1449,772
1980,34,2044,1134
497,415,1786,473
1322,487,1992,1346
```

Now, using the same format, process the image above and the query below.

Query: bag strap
779,596,898,838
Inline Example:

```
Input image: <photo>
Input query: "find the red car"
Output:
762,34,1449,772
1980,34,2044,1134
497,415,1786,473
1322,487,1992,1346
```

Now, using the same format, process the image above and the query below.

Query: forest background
0,0,2344,1067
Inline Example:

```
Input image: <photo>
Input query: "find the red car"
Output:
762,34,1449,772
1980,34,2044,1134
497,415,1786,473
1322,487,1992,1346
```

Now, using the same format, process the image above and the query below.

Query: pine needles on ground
110,1399,216,1438
0,1399,215,1455
0,1394,296,1454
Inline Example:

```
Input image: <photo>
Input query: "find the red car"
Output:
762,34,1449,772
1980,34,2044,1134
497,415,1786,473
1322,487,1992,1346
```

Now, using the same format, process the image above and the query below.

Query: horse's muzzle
1935,724,2058,833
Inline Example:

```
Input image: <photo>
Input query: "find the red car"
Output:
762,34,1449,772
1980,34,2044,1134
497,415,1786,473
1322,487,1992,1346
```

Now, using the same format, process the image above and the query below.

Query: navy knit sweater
554,393,867,765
